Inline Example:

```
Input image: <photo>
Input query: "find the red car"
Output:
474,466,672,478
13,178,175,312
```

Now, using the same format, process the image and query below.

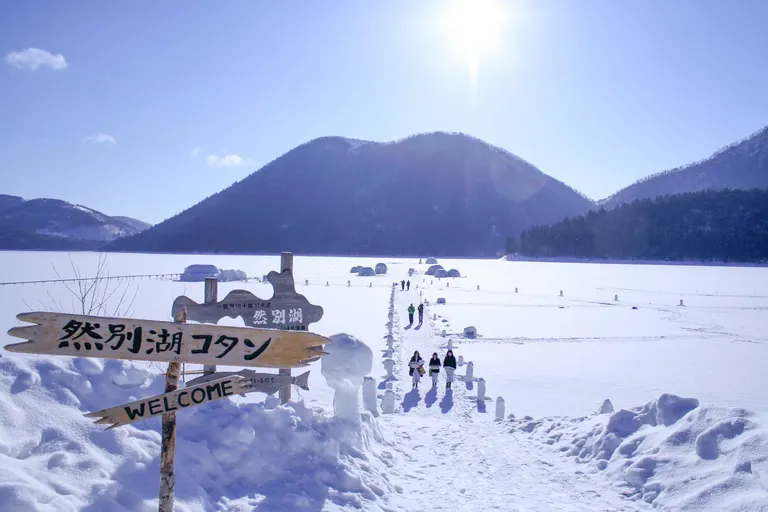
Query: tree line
507,189,768,262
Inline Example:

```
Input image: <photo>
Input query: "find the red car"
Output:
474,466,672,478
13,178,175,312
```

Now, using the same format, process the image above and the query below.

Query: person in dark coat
408,351,425,388
401,280,405,291
443,350,457,389
428,352,441,387
417,303,424,324
406,280,410,291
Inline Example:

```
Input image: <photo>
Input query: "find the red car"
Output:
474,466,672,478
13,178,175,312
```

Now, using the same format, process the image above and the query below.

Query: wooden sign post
159,308,184,512
202,277,217,376
279,252,293,405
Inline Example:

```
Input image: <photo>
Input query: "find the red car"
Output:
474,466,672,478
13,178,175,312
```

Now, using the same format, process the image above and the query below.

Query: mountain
0,196,150,250
512,189,768,262
112,216,152,233
108,132,594,256
603,125,768,208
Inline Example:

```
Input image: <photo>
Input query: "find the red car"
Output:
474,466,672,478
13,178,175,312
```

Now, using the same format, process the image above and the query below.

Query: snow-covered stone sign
171,270,323,331
186,369,310,396
6,311,329,368
85,375,252,429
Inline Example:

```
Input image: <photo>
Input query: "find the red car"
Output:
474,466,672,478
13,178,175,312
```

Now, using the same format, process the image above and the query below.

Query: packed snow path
381,282,646,512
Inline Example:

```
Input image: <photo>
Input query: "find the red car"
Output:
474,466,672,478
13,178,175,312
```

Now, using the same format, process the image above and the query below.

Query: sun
437,0,508,63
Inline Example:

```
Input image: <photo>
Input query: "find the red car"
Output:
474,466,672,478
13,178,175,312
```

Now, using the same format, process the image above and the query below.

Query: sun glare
438,0,508,61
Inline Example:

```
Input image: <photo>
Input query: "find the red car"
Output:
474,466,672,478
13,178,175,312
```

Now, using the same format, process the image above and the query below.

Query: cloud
206,153,255,168
190,147,201,159
82,133,117,145
5,48,68,71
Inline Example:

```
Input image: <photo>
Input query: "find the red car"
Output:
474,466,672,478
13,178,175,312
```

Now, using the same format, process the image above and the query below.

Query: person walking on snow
428,352,441,387
409,351,425,389
443,349,457,389
417,303,424,324
401,280,405,291
407,303,416,326
406,280,410,291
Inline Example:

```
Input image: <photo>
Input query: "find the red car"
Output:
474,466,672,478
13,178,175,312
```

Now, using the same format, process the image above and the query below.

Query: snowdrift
0,355,395,512
510,393,768,511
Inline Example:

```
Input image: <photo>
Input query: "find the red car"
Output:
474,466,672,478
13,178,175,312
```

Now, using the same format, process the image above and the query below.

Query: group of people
400,279,410,291
408,349,457,389
407,302,424,326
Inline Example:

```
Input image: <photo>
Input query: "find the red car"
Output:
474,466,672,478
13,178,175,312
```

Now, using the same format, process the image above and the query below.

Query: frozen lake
1,251,767,417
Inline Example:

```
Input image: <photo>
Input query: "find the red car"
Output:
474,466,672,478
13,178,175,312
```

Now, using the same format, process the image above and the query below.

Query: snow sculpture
495,397,505,420
514,287,518,293
326,281,330,286
465,361,474,380
458,355,464,365
321,333,373,422
447,339,453,350
441,329,446,337
463,326,477,338
383,358,395,380
305,279,309,285
425,257,438,264
614,294,619,301
347,280,351,287
382,389,396,414
386,335,394,349
375,263,388,275
477,378,486,402
362,377,379,417
679,299,685,306
477,285,480,291
559,290,564,297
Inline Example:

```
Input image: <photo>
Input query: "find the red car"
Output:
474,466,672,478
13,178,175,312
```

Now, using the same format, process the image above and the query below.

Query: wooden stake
158,308,185,512
202,277,218,376
279,252,293,405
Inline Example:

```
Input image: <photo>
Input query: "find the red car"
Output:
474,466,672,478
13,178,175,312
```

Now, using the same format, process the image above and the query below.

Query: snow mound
425,264,443,276
510,393,768,511
0,353,394,511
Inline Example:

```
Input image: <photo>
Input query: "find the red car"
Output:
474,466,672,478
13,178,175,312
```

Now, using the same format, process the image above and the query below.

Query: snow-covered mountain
602,125,768,208
109,132,594,256
0,195,151,249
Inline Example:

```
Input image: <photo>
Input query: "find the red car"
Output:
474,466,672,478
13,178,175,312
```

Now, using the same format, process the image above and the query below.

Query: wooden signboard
171,270,323,331
6,312,329,368
186,369,310,396
85,375,252,429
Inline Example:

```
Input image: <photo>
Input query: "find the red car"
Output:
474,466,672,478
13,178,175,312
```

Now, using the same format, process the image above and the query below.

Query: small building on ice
447,269,461,278
375,263,388,275
426,264,444,276
425,257,439,265
436,297,447,304
357,267,376,277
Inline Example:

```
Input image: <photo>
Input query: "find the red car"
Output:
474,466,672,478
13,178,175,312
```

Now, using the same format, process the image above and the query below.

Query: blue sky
2,0,768,224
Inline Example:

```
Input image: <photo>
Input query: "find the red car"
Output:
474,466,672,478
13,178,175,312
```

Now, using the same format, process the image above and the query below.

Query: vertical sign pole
279,252,293,405
202,277,218,376
158,308,185,512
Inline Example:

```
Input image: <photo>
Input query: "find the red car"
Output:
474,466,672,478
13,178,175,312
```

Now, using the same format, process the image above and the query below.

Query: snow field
1,252,767,510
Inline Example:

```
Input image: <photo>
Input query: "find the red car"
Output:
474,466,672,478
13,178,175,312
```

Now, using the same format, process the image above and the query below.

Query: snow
1,252,767,511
